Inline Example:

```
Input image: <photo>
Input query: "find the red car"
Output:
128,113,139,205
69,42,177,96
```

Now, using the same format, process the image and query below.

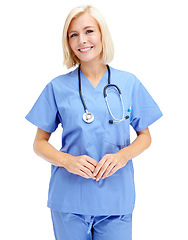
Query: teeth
79,47,92,52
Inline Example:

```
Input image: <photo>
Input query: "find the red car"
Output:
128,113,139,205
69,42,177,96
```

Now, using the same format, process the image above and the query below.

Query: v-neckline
80,68,108,91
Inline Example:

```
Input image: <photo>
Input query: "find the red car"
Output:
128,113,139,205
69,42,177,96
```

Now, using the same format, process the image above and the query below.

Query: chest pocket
104,88,131,148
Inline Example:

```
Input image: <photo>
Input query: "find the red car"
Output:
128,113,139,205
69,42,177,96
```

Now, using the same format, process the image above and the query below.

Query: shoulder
42,68,78,96
50,67,78,86
110,66,140,86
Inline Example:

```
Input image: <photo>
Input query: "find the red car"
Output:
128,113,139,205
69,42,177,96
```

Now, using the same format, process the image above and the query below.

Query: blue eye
70,33,78,38
86,30,93,34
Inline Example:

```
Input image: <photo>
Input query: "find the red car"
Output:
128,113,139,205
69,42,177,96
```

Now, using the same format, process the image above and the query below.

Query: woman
26,5,162,240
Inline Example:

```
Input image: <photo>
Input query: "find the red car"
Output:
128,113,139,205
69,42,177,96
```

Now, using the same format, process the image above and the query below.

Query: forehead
68,12,99,31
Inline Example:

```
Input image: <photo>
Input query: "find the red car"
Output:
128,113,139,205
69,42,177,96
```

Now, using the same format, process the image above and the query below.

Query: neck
80,61,107,80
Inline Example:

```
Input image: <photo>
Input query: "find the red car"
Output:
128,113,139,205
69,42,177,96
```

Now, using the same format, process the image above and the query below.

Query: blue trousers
51,210,132,240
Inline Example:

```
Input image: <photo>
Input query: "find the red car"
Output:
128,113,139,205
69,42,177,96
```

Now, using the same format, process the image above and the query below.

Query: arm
33,128,98,179
93,127,152,181
117,127,152,161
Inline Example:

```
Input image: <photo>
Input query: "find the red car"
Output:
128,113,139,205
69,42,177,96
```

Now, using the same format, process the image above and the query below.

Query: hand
93,153,127,181
63,155,98,179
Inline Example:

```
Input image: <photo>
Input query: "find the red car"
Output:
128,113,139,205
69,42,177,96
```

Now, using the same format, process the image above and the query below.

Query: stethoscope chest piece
78,64,129,124
83,111,94,123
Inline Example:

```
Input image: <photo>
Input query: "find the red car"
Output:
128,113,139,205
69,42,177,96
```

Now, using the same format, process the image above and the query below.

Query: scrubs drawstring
87,216,94,234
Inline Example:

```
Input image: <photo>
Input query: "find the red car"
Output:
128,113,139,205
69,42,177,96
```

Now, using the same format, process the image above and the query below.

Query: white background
1,0,188,239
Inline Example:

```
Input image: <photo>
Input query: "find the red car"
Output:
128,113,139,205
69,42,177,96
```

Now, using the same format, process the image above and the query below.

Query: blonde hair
62,5,114,69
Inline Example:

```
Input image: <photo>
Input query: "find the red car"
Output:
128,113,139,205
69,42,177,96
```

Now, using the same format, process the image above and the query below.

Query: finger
85,156,98,167
105,165,119,178
80,165,93,178
95,158,112,181
102,162,116,179
76,156,97,179
79,169,91,179
83,161,96,173
82,156,98,176
93,155,108,177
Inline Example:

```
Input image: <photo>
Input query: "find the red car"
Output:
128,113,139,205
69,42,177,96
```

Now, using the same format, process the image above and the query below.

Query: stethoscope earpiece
109,115,129,124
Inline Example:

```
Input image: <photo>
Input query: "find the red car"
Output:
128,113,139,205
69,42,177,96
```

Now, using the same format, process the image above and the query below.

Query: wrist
115,148,130,165
58,151,72,168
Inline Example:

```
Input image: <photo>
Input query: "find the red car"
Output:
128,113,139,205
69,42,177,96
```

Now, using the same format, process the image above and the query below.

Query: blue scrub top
26,66,162,215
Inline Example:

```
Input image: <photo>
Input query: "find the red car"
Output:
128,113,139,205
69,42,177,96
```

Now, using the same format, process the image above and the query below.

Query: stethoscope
78,64,130,124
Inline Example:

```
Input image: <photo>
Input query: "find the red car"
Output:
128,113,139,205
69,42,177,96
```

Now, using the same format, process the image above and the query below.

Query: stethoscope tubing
78,65,87,112
78,64,129,124
103,84,122,98
104,91,125,122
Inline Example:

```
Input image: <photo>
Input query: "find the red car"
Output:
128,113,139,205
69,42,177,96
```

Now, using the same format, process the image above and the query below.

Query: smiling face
68,12,103,65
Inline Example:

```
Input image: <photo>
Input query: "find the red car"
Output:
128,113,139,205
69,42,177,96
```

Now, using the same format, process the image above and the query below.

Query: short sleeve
25,83,60,133
130,78,163,132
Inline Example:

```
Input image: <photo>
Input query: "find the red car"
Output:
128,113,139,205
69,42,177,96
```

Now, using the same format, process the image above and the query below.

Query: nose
78,33,87,44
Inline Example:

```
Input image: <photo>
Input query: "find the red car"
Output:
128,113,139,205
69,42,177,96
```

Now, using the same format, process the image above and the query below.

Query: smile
78,46,93,52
